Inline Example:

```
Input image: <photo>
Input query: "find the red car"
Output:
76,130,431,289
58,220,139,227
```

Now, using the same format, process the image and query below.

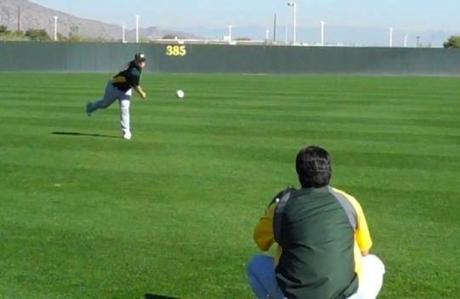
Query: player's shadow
51,131,119,139
144,294,180,299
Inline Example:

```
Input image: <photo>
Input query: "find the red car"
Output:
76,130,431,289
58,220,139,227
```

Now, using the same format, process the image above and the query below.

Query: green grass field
1,73,459,298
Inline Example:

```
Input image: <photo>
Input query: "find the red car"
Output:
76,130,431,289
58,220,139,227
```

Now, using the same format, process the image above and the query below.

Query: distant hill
0,0,197,41
126,26,199,41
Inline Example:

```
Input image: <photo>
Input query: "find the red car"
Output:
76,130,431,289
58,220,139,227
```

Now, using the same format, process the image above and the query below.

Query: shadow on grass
52,131,119,139
144,294,180,299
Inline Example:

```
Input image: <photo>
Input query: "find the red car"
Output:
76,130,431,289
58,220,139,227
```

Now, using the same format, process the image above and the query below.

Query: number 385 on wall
166,45,187,56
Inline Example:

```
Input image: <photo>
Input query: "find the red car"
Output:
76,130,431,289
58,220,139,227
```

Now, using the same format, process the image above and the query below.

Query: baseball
176,90,185,99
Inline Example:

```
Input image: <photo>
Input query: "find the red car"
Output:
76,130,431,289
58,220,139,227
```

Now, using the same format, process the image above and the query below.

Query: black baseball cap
135,53,146,62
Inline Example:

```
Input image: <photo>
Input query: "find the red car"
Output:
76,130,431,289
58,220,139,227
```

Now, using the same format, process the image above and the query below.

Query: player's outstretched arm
134,85,147,99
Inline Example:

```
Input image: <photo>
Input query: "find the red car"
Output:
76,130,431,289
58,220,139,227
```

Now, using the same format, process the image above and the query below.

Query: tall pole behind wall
320,21,325,46
287,1,297,44
135,15,140,43
389,27,393,47
53,16,58,41
17,7,21,32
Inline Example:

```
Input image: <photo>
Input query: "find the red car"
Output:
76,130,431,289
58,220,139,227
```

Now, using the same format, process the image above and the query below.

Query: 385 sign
166,45,187,57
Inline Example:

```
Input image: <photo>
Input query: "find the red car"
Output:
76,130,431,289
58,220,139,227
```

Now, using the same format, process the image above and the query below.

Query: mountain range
0,0,196,41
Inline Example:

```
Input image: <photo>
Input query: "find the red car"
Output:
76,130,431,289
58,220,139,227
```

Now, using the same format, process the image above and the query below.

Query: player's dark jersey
111,61,142,92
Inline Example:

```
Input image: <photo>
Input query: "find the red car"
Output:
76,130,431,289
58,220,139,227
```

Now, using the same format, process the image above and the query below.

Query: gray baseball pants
87,81,132,135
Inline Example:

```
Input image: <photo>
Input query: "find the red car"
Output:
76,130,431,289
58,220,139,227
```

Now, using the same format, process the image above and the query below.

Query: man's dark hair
296,145,332,188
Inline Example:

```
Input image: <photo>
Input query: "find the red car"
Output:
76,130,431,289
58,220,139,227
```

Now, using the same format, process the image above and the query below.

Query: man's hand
135,86,147,99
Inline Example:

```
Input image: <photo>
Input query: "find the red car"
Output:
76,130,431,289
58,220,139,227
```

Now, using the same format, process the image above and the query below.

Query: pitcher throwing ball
86,53,147,140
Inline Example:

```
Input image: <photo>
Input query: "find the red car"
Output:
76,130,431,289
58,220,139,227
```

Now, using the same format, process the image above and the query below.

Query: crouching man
247,145,385,299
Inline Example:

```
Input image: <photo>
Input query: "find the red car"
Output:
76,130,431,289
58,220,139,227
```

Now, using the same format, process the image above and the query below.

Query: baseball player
86,53,147,140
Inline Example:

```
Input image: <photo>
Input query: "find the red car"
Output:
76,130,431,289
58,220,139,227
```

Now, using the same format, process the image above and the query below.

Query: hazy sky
31,0,459,32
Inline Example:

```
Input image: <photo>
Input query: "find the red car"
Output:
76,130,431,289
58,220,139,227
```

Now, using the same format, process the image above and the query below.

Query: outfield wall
1,42,460,75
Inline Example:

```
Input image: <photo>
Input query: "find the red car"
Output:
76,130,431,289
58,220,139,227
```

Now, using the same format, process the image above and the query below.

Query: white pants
349,255,386,299
87,81,132,135
247,254,385,299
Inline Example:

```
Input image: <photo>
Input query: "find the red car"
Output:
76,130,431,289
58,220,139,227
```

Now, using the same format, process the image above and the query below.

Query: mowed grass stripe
5,97,460,126
3,119,460,154
3,97,460,135
4,130,460,179
4,124,460,160
4,86,460,125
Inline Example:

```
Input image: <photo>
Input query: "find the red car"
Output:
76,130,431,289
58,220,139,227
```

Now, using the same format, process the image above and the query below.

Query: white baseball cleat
122,131,132,140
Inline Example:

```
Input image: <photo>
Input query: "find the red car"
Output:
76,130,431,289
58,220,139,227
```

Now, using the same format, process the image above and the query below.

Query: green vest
274,186,358,299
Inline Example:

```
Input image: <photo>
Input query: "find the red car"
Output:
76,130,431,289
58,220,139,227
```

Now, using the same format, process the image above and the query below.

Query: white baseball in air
176,90,185,99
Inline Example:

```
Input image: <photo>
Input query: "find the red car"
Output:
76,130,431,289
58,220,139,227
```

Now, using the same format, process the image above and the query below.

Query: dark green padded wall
1,42,459,75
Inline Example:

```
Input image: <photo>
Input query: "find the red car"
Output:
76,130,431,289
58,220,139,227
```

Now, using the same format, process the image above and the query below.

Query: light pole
228,25,232,43
122,23,126,43
135,14,140,43
320,21,325,46
17,7,21,32
287,1,297,45
389,27,393,47
285,23,289,45
53,16,58,41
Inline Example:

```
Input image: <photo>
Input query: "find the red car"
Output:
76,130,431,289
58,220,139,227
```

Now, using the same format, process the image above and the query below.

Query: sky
30,0,460,32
